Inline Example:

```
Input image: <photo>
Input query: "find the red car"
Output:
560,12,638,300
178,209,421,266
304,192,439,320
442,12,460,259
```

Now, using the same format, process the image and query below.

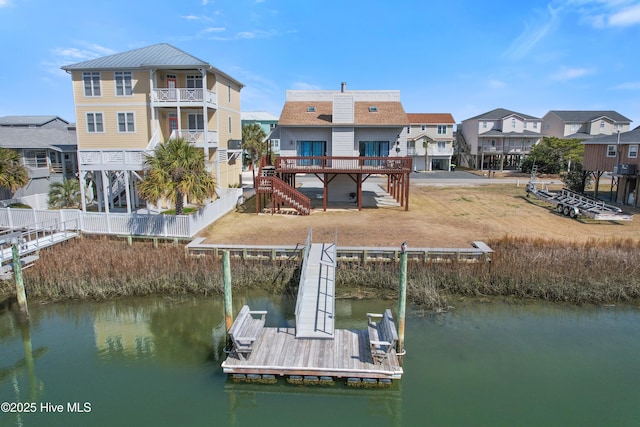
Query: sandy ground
200,179,640,248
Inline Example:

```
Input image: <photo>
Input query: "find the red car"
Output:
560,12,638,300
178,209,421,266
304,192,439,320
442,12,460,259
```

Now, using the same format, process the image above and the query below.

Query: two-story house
261,83,411,212
0,115,77,203
458,108,542,170
61,43,244,213
405,113,455,171
542,110,632,140
241,111,280,156
582,126,640,207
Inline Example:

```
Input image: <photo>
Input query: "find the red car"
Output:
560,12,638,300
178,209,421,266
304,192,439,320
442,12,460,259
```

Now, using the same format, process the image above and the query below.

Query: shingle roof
0,116,68,126
279,101,408,126
548,110,631,123
407,113,455,124
0,128,77,151
582,126,640,144
61,43,244,87
466,108,540,121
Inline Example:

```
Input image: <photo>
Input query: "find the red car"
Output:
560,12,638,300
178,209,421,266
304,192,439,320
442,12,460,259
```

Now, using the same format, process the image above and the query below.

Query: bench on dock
367,309,399,364
228,305,267,360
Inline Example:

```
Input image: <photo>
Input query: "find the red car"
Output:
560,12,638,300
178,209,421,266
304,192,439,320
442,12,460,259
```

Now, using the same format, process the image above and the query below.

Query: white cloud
565,0,640,28
503,5,560,60
0,0,10,8
613,81,640,90
203,26,225,33
608,3,640,26
549,66,594,80
210,29,277,41
290,82,323,91
182,15,199,20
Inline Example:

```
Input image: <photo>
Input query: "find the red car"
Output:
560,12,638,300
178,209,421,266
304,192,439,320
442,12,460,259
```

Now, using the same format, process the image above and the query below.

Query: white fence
0,188,242,238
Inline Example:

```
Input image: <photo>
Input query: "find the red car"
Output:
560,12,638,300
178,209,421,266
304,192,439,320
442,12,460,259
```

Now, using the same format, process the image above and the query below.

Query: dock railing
295,228,313,322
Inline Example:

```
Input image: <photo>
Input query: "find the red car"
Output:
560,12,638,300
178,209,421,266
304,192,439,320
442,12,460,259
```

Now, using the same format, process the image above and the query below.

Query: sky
1,0,640,126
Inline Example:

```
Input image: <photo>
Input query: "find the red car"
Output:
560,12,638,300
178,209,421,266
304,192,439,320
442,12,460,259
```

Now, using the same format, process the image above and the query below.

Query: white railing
79,150,150,169
295,228,313,321
0,188,242,238
147,128,161,150
170,130,218,147
151,88,217,108
427,145,454,156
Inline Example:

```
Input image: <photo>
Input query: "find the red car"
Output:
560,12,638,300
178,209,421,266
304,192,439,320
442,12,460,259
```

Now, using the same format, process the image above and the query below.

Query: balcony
78,150,150,171
427,146,454,156
170,130,218,148
151,88,218,109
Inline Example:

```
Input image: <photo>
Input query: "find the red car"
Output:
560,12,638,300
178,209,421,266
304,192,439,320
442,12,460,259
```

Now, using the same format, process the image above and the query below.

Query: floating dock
220,230,404,384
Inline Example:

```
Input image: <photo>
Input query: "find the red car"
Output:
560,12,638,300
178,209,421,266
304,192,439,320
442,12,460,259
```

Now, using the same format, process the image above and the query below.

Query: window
407,126,411,134
307,106,316,112
629,145,638,159
600,121,606,130
23,149,47,168
186,75,203,88
114,71,132,96
511,118,516,128
437,125,447,135
533,122,538,129
228,83,231,102
188,113,204,130
607,145,616,157
437,141,446,150
270,123,276,129
421,125,426,131
86,113,104,133
83,72,101,96
368,106,378,112
297,141,326,165
228,116,232,133
117,112,135,133
482,121,487,128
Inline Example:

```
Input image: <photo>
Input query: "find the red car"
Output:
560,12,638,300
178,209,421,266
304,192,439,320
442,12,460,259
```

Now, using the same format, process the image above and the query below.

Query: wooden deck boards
221,327,403,380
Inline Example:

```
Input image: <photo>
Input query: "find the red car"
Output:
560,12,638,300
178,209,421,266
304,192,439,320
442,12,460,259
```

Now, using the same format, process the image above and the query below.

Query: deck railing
151,88,217,108
275,156,412,172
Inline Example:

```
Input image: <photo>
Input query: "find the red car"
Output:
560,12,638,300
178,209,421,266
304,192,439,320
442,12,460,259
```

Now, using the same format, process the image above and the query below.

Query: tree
521,137,584,174
48,178,81,208
242,123,267,181
137,138,217,215
0,147,28,194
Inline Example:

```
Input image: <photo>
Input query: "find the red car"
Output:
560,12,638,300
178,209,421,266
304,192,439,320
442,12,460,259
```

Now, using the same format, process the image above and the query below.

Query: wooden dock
221,229,404,384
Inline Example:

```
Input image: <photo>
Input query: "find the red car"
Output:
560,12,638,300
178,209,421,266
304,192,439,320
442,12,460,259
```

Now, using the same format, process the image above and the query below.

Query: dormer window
307,106,316,112
368,106,378,112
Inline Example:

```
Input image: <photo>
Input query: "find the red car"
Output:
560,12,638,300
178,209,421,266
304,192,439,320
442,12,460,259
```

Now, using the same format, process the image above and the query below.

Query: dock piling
397,242,407,364
12,238,29,322
223,251,233,332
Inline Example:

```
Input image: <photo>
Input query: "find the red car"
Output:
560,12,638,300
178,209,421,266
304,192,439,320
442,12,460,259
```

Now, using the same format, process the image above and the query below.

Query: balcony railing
79,150,150,170
274,156,412,173
479,145,533,154
170,130,218,148
151,88,218,108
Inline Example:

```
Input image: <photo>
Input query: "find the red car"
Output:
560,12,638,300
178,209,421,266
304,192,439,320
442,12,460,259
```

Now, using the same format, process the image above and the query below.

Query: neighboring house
61,43,244,213
405,113,455,171
241,111,280,156
266,83,411,209
542,110,632,140
458,108,542,170
0,115,77,200
582,126,640,206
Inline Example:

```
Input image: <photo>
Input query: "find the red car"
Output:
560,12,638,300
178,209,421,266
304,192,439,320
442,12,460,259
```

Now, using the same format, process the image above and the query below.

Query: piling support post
12,238,29,322
223,250,233,332
397,242,407,364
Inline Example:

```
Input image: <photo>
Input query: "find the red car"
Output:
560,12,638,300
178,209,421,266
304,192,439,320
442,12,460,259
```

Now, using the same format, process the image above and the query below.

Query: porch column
124,171,132,214
404,171,410,211
357,174,362,211
101,170,110,214
323,173,328,212
80,171,87,212
150,69,156,135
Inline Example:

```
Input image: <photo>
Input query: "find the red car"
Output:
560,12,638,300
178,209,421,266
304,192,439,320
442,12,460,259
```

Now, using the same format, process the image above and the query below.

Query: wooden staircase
255,165,311,215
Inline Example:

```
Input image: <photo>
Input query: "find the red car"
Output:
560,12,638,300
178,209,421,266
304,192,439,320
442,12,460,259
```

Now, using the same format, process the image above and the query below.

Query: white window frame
187,113,204,130
606,145,617,158
186,75,203,89
628,145,638,159
482,121,487,129
533,122,538,129
437,125,447,135
83,72,101,97
600,120,606,130
117,112,135,133
114,71,133,96
511,118,516,128
86,113,104,133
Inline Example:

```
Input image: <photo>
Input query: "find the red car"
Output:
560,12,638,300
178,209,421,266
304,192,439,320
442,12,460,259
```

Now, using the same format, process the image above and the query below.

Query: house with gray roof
61,43,243,213
458,108,542,170
542,110,632,140
0,116,77,202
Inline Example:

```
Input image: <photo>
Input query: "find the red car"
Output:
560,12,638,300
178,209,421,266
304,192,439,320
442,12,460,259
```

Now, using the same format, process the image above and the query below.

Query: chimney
341,82,346,93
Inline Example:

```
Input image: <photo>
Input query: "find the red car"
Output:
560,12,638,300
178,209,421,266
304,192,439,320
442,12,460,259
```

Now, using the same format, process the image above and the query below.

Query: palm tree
242,123,267,181
137,138,217,215
0,147,28,194
48,178,81,208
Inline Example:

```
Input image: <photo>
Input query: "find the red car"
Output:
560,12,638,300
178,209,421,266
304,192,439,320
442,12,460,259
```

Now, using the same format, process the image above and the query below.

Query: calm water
1,293,639,427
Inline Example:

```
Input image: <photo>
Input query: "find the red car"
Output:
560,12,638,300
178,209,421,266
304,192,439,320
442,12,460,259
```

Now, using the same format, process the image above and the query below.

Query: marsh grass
1,235,638,309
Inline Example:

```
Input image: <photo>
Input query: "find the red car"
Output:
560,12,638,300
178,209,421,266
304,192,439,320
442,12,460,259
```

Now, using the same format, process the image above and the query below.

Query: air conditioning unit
618,164,637,175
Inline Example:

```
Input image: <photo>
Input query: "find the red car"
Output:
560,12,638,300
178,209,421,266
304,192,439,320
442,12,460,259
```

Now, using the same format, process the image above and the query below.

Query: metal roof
61,43,244,87
241,111,279,122
547,110,631,123
465,108,540,122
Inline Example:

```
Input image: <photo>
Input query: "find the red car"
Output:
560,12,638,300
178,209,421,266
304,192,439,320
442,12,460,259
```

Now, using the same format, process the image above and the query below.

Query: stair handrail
269,176,311,214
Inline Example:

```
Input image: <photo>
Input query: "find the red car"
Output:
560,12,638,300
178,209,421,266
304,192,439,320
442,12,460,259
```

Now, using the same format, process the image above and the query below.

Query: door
168,113,178,138
166,75,177,101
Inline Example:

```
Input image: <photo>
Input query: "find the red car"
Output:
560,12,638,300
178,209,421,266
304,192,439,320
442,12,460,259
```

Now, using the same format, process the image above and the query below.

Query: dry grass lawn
201,183,640,248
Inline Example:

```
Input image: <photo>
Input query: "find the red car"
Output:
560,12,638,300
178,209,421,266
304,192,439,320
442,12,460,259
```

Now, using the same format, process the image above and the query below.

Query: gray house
541,110,632,140
0,116,78,201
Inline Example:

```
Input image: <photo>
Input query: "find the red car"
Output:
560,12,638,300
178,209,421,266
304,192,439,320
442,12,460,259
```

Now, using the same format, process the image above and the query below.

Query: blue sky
1,0,640,125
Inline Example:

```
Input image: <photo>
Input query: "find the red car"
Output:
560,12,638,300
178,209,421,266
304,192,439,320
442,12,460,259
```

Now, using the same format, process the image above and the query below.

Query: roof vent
368,106,378,112
341,82,346,93
307,106,316,112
